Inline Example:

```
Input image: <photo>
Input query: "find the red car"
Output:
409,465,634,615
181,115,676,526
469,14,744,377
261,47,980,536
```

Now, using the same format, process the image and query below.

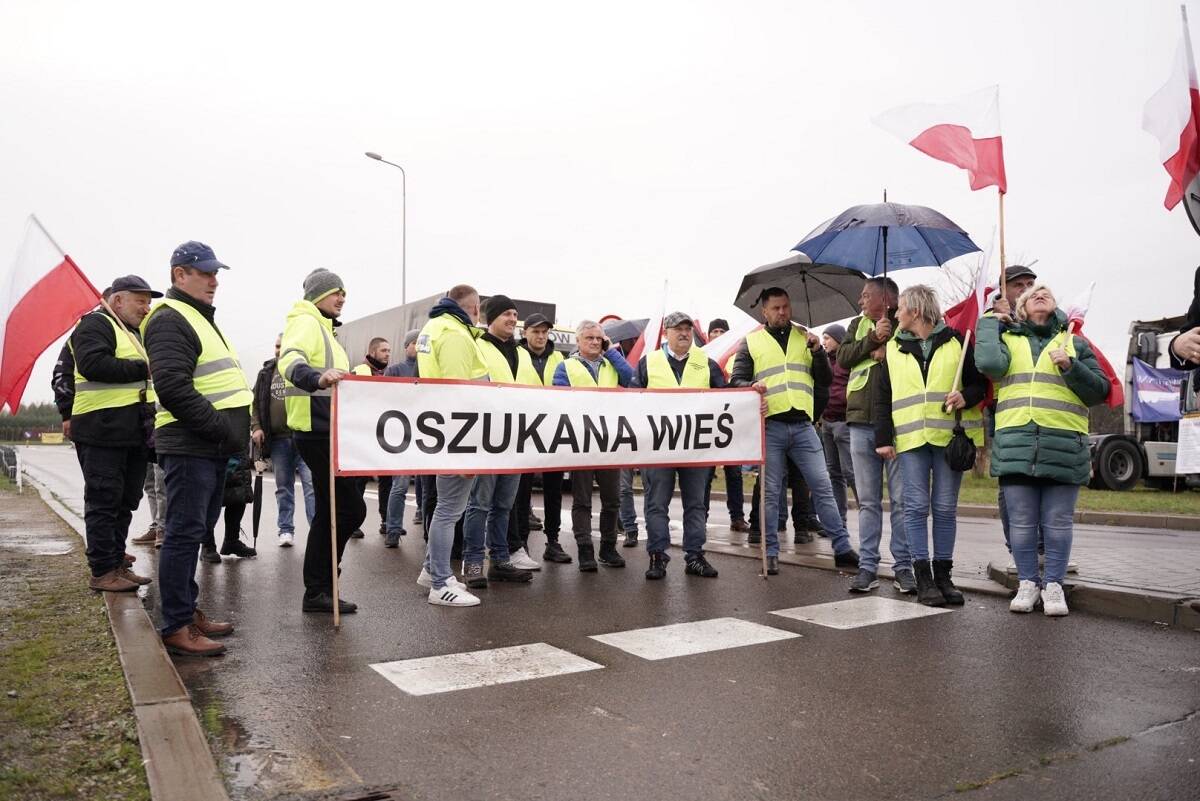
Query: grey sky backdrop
2,0,1196,405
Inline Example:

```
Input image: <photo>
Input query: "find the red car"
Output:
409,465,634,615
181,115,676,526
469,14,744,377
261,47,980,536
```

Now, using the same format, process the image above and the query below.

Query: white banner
333,376,764,475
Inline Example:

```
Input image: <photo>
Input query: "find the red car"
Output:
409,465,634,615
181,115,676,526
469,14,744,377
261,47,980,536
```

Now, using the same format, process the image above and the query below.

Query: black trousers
75,442,148,577
202,500,247,549
376,475,392,520
571,469,619,540
297,437,367,597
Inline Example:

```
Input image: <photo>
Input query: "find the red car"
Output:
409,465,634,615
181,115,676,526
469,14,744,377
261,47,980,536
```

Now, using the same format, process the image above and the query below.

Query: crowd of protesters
57,238,1197,656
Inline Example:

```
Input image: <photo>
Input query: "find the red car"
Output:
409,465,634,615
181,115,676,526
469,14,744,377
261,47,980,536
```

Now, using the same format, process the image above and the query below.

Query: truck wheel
1095,438,1141,491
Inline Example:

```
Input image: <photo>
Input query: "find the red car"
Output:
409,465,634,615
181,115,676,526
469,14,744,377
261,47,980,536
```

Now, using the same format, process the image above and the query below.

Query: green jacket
836,310,899,425
974,311,1111,484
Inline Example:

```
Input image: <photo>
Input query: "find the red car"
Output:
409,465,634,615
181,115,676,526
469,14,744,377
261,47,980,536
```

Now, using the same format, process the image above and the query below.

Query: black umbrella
251,445,264,547
734,253,866,327
601,318,648,344
794,201,980,276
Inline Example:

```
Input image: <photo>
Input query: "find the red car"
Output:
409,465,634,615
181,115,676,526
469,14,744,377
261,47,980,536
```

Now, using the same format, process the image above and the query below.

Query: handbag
944,409,977,472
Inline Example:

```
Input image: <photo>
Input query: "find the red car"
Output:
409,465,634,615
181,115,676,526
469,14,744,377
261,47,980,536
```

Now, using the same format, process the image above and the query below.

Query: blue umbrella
794,202,981,277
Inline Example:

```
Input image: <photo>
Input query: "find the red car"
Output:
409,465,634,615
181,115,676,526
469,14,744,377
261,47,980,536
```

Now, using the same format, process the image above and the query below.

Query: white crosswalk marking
371,643,603,696
589,617,800,661
770,597,952,629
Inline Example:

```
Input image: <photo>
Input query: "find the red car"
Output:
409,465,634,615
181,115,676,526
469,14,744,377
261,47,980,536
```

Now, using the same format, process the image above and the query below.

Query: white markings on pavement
770,597,952,630
370,642,603,696
589,617,800,661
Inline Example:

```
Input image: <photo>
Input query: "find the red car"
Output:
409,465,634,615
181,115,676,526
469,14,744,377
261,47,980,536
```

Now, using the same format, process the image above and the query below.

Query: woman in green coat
974,284,1110,617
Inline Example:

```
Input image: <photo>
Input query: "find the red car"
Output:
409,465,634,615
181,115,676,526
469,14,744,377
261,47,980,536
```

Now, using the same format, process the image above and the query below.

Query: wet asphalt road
18,446,1200,801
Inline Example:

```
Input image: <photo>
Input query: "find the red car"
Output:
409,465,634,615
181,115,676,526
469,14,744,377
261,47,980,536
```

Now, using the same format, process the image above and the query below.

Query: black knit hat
484,294,517,324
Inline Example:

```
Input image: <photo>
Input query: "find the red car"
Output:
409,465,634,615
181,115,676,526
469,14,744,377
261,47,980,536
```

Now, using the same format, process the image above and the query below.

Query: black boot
220,537,257,558
576,537,597,572
598,535,625,568
542,541,572,564
932,559,964,606
913,560,946,607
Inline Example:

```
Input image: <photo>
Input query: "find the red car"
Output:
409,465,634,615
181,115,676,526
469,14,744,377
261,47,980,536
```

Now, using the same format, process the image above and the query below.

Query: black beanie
484,294,517,324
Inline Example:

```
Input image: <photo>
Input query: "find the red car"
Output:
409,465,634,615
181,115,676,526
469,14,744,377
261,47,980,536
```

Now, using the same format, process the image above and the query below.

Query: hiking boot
645,552,667,580
193,608,233,638
488,560,533,583
622,530,639,548
301,593,358,614
892,568,918,595
89,569,138,593
349,528,365,539
577,540,597,572
766,556,779,575
1010,580,1041,613
162,624,226,657
462,561,487,588
199,545,222,564
848,569,878,593
1041,582,1069,616
131,527,158,545
793,530,813,544
931,559,964,606
684,554,718,578
220,538,257,558
384,531,401,548
833,549,860,569
598,538,625,568
120,567,152,586
542,542,572,564
730,519,750,533
913,560,946,607
508,548,542,571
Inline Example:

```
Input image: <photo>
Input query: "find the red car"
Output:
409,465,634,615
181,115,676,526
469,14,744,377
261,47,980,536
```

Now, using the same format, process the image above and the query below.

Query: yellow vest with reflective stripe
142,299,252,429
646,347,711,388
351,364,375,376
745,327,813,417
416,314,487,379
845,315,879,395
995,331,1088,434
478,339,541,385
885,337,984,453
277,300,349,433
564,356,618,387
528,348,564,386
70,312,153,416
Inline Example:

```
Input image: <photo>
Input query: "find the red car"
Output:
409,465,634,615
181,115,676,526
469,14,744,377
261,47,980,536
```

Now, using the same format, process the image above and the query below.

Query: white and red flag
943,228,997,339
873,85,1008,193
0,216,102,413
1063,282,1124,409
701,316,762,375
1143,6,1200,210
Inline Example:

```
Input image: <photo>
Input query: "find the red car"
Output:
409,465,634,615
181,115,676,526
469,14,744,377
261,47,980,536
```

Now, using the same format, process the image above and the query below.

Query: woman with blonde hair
975,283,1110,616
871,285,987,605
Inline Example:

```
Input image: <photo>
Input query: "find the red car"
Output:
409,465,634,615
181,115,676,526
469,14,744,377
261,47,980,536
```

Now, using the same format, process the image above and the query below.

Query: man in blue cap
144,241,252,657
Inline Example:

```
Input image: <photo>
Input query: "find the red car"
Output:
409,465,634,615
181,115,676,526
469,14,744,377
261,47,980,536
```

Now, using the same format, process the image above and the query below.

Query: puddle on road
0,510,75,556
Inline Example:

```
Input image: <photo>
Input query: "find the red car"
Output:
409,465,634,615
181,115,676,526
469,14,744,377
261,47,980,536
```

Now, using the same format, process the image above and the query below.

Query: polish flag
1143,6,1200,210
873,85,1008,193
943,228,997,339
701,316,762,376
1063,282,1123,409
0,217,102,413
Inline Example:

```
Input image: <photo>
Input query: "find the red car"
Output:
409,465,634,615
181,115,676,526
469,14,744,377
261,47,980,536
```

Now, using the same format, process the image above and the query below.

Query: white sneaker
416,567,432,588
1010,580,1041,613
428,582,480,607
278,532,294,548
1041,582,1069,616
508,548,541,571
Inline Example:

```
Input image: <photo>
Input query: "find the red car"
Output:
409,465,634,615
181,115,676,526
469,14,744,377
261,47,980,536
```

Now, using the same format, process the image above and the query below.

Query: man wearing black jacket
144,242,250,657
70,277,158,593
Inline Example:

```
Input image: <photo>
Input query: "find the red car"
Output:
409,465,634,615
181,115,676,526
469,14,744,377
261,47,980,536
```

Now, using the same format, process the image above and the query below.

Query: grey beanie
822,323,847,344
403,328,421,347
303,268,345,303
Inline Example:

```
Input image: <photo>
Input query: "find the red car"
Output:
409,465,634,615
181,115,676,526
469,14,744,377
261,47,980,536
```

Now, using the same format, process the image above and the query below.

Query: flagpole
997,190,1007,300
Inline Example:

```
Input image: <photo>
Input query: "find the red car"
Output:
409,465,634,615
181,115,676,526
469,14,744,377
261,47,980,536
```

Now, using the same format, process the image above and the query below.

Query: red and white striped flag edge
0,217,101,413
1143,6,1200,210
701,316,762,375
873,85,1008,193
1062,281,1122,409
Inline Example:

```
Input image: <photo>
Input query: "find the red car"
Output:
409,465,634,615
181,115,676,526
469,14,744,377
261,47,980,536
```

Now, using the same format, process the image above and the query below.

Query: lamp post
365,151,407,304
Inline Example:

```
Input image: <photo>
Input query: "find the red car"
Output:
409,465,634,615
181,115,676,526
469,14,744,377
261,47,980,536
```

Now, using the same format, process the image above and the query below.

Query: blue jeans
386,475,412,535
425,474,475,590
897,444,962,562
463,473,520,565
820,420,855,523
643,466,708,559
764,419,852,558
158,454,225,636
1002,482,1079,585
270,437,315,534
618,468,640,535
849,424,910,573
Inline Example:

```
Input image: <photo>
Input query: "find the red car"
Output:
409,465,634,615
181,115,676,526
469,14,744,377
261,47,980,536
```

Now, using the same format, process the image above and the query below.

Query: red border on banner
330,374,767,477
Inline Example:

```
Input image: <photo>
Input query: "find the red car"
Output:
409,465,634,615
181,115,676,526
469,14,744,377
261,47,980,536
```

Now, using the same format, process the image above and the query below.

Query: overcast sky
2,0,1196,406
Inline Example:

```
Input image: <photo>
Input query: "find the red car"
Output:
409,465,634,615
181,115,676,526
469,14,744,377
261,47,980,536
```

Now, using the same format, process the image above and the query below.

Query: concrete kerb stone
24,474,231,801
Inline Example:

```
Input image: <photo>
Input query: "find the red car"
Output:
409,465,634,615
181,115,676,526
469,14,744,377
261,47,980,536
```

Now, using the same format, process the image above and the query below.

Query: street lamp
365,151,407,304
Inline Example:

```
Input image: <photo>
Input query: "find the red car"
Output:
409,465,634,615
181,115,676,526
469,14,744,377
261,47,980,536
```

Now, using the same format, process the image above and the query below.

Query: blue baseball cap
170,241,229,272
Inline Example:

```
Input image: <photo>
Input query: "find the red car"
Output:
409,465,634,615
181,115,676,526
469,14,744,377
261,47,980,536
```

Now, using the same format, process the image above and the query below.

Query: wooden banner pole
330,385,341,629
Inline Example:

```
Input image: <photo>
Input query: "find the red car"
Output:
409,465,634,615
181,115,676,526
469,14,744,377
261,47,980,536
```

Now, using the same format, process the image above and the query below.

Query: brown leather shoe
730,520,751,533
130,528,157,545
162,624,226,657
120,567,152,586
88,569,139,593
193,608,233,638
123,552,136,566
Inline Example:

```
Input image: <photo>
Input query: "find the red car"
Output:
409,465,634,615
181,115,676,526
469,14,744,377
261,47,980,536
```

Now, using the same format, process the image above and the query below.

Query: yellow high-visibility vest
884,336,984,453
995,330,1088,434
478,339,541,385
70,312,153,416
646,347,711,388
745,327,813,418
528,349,564,386
416,314,487,380
141,299,252,429
846,315,880,395
564,357,619,387
277,300,350,432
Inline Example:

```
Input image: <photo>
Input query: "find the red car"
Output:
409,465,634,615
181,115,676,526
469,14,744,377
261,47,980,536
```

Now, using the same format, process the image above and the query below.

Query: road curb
24,474,230,801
